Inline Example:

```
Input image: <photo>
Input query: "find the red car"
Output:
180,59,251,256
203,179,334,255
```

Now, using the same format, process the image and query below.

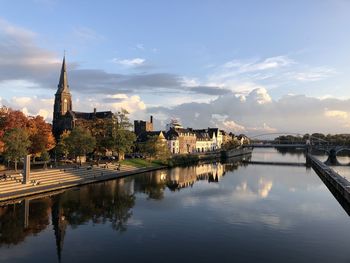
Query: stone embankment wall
307,153,350,203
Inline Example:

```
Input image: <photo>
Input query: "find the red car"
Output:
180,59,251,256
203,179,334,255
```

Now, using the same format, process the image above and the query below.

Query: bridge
243,132,350,166
245,143,307,148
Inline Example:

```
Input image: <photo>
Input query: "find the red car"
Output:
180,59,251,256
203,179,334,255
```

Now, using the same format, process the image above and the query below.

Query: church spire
57,55,69,92
53,54,73,139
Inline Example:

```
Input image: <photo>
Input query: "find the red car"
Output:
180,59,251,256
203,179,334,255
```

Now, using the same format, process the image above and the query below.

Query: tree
139,135,170,161
76,118,115,160
64,127,96,163
110,109,136,161
54,131,70,161
0,107,28,153
3,128,30,171
27,116,55,161
222,139,241,150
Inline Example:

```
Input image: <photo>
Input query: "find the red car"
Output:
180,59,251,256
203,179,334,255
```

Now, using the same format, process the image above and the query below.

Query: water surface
1,148,350,263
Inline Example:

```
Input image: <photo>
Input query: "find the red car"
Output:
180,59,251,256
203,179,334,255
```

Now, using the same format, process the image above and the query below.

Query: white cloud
223,56,294,73
136,43,144,50
109,94,146,113
112,58,146,67
73,26,103,42
181,77,200,87
245,87,272,104
206,55,337,95
289,67,337,82
107,94,128,99
149,88,350,134
223,120,246,133
324,110,348,119
248,123,277,133
2,96,54,121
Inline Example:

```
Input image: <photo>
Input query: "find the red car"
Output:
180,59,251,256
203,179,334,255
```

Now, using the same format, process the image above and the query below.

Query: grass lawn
120,158,166,168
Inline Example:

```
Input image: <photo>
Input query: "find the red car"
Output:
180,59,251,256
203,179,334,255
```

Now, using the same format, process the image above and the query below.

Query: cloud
324,110,348,119
223,56,294,73
207,55,337,94
0,18,60,85
148,88,350,134
113,58,146,67
0,19,225,98
73,26,104,42
189,86,232,95
0,96,54,121
136,43,144,50
290,67,337,82
222,120,246,133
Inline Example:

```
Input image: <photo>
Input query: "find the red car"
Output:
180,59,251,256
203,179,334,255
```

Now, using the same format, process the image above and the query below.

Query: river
0,148,350,263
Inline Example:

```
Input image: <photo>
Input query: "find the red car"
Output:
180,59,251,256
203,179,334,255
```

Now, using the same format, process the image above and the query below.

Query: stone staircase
0,164,137,197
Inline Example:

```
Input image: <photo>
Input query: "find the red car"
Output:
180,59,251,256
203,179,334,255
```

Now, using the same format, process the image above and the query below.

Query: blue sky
1,0,350,134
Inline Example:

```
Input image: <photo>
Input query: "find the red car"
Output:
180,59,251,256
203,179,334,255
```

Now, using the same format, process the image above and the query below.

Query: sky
0,0,350,135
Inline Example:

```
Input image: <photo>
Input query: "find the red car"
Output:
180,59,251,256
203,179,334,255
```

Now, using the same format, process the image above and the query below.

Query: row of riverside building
134,117,249,154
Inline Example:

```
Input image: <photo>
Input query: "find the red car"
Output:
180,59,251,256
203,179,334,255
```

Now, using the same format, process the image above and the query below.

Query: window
63,98,68,113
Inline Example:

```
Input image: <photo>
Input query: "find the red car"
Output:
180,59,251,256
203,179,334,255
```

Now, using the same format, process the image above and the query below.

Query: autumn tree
0,107,55,163
0,107,28,153
27,116,55,161
3,128,31,171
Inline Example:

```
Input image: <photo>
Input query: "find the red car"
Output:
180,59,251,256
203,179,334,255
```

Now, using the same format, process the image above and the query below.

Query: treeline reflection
0,161,242,260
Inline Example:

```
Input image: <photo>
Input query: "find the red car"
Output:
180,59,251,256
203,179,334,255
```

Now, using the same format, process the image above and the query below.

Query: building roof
193,129,211,141
57,56,70,93
208,128,219,138
68,110,113,120
165,128,179,140
137,131,165,142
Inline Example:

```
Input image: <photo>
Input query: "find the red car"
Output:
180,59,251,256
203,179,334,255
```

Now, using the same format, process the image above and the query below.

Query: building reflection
166,163,226,191
134,171,167,200
0,159,247,261
0,178,136,262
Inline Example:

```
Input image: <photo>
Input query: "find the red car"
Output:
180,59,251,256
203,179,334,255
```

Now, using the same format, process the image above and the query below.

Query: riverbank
308,154,350,205
0,163,167,202
0,148,252,202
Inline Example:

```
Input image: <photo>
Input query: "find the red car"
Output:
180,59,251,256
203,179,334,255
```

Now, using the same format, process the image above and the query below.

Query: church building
52,56,113,139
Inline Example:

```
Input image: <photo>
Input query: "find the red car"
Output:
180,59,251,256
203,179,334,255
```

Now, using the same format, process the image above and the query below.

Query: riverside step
0,170,107,189
0,172,120,195
0,166,138,194
0,173,98,192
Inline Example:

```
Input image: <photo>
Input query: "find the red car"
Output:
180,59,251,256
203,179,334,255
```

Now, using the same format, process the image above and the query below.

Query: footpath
0,163,166,202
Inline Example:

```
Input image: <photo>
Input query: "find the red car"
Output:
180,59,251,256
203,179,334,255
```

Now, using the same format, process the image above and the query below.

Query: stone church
52,56,113,139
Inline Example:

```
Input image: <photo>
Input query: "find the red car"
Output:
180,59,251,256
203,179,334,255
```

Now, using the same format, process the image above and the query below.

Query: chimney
93,108,96,114
150,115,153,124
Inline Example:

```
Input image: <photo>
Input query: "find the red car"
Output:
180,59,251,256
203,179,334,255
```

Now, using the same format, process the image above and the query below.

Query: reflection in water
0,198,51,247
0,162,234,257
1,149,350,263
252,147,306,163
234,178,273,200
0,179,136,261
166,163,226,190
313,150,350,181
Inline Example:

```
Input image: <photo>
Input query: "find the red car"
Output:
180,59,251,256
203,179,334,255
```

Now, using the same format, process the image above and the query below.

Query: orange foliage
27,116,56,156
0,106,55,155
0,107,28,152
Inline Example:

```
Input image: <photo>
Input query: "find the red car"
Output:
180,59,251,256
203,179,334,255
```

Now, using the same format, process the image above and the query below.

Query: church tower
53,56,73,138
